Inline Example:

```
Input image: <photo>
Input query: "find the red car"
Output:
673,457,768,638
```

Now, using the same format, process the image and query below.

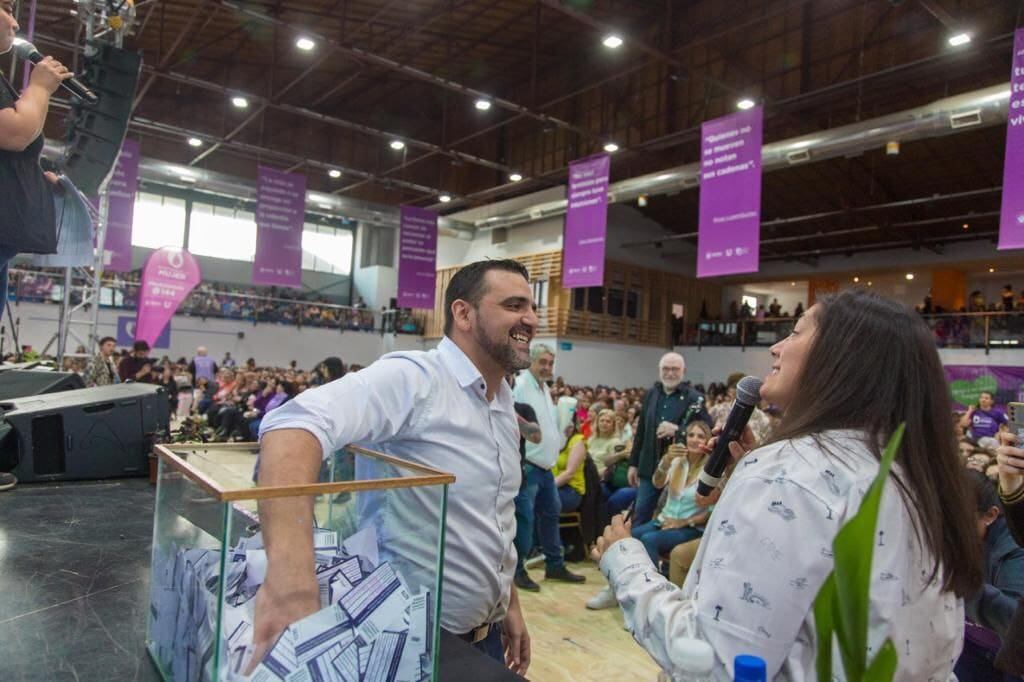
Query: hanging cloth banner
697,106,764,278
397,205,438,309
103,137,140,272
135,247,201,348
253,165,306,288
998,28,1024,250
562,153,611,288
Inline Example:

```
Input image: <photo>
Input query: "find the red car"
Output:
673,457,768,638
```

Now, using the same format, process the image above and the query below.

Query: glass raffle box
146,442,454,682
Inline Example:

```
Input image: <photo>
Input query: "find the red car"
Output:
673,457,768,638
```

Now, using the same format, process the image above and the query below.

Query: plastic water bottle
734,654,767,682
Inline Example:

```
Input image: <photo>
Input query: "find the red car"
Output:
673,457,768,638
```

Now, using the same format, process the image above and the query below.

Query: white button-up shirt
512,369,561,469
601,429,963,681
259,336,521,633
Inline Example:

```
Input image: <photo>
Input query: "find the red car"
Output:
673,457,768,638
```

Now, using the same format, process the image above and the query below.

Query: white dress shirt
601,429,963,681
259,336,521,633
512,369,561,469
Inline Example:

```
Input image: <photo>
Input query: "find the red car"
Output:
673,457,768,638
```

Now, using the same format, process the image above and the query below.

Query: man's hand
655,421,679,440
996,431,1024,497
28,55,73,95
502,589,531,675
244,572,319,675
591,513,632,563
136,363,152,379
627,465,638,488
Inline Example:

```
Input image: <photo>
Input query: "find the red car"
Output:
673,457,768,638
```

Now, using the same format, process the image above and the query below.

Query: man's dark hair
133,340,150,352
99,336,116,346
966,468,1001,514
443,259,530,336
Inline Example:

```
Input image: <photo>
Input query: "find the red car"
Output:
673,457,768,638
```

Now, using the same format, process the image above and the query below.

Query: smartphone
622,499,637,523
1008,403,1024,440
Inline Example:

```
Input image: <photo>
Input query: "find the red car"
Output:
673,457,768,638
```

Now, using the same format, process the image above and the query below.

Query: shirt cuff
599,538,658,585
999,481,1024,505
258,415,333,462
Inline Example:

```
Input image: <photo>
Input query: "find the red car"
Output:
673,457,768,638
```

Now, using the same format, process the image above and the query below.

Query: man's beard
475,324,530,373
662,379,681,392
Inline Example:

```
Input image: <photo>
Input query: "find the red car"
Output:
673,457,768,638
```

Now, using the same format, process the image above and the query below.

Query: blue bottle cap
734,654,767,681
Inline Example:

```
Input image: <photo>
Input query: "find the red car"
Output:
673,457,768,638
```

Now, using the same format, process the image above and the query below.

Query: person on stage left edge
251,260,537,676
0,0,73,495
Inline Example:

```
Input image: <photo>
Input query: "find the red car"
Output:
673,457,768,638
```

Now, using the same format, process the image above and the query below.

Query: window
741,295,758,312
131,192,186,249
531,279,548,308
302,224,354,275
188,204,257,261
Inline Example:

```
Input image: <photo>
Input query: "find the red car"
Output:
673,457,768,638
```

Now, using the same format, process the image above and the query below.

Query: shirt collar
439,336,514,410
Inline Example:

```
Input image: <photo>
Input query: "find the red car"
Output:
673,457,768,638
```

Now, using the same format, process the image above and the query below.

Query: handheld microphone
13,40,100,105
697,375,763,497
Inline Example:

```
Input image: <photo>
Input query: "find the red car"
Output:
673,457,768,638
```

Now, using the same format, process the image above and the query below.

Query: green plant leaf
814,573,837,682
864,639,898,682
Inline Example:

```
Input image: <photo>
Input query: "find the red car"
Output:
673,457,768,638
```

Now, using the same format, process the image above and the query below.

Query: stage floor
0,479,660,681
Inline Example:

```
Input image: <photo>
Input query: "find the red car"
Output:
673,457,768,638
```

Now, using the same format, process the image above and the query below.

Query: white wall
722,281,809,315
549,339,671,388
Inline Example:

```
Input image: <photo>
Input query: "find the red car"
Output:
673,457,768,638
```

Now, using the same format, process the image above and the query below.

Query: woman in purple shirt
246,380,294,441
960,391,1008,453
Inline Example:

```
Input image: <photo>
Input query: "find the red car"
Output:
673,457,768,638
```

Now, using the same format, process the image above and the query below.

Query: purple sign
117,315,169,349
104,138,139,272
562,154,611,288
397,206,438,309
135,247,201,349
697,106,763,278
944,364,1024,410
998,29,1024,250
253,166,306,288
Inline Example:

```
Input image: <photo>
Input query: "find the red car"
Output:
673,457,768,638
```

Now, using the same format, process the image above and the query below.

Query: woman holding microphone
594,289,982,679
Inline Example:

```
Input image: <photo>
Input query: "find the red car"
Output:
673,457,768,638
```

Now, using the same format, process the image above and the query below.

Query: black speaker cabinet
0,369,85,400
63,41,143,196
0,383,169,483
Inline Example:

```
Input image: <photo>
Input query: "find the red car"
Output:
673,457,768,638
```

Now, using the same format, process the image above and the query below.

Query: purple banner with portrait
562,153,610,288
135,247,201,348
104,138,139,272
998,29,1024,250
253,166,306,288
397,205,438,309
697,106,763,278
944,364,1024,410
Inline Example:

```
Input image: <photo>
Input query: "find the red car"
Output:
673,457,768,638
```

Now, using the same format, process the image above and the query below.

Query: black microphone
13,40,100,105
697,375,763,496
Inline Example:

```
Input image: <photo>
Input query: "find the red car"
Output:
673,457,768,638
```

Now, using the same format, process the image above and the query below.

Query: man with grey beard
511,344,586,592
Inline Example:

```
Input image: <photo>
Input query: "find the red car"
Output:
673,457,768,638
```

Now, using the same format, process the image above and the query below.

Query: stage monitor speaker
0,383,169,483
0,369,85,400
63,41,142,197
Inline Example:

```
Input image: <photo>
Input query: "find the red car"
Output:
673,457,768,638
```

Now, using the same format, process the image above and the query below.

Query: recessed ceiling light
603,142,620,153
439,194,452,203
853,276,860,283
389,140,405,151
736,98,756,110
790,282,795,286
509,173,523,182
602,34,623,49
474,99,491,111
963,223,969,230
328,169,341,179
231,96,249,108
296,36,316,51
867,281,873,286
989,267,996,273
187,137,202,147
905,273,914,281
948,32,971,47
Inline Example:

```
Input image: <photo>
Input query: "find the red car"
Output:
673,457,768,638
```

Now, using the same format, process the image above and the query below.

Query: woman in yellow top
553,419,588,513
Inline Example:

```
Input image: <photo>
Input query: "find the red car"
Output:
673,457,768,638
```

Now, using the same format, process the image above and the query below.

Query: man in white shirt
511,344,586,591
251,260,537,675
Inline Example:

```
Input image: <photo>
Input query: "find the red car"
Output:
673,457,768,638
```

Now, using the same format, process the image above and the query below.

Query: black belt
454,622,499,644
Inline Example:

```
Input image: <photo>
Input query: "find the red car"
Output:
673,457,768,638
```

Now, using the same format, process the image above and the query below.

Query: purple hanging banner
944,364,1024,410
697,106,763,278
562,153,611,288
104,138,139,272
253,166,306,288
135,247,201,348
998,29,1024,250
397,205,438,309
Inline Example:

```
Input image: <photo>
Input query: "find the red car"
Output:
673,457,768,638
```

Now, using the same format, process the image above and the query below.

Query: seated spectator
552,420,587,514
205,369,239,435
157,365,178,415
960,391,1007,454
118,340,155,383
315,356,346,385
245,380,294,441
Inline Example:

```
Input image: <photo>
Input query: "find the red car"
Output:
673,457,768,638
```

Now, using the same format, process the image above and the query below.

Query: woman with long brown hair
594,289,982,679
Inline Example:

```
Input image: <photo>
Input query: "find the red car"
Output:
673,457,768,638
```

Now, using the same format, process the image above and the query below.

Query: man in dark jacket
627,352,711,525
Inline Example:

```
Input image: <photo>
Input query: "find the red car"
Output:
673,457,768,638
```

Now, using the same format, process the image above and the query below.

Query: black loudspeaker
0,383,169,483
0,369,85,400
63,41,142,197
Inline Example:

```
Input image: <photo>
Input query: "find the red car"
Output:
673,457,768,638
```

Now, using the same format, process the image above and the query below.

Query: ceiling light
295,36,316,51
509,173,523,182
637,194,648,207
602,34,623,49
317,202,331,210
231,96,249,108
853,276,860,283
328,169,341,179
905,273,914,281
187,137,202,147
963,223,969,230
439,194,452,203
867,281,873,287
389,140,405,150
178,171,197,183
989,267,996,273
736,98,756,110
790,282,795,287
474,99,491,111
603,142,620,153
948,33,971,47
